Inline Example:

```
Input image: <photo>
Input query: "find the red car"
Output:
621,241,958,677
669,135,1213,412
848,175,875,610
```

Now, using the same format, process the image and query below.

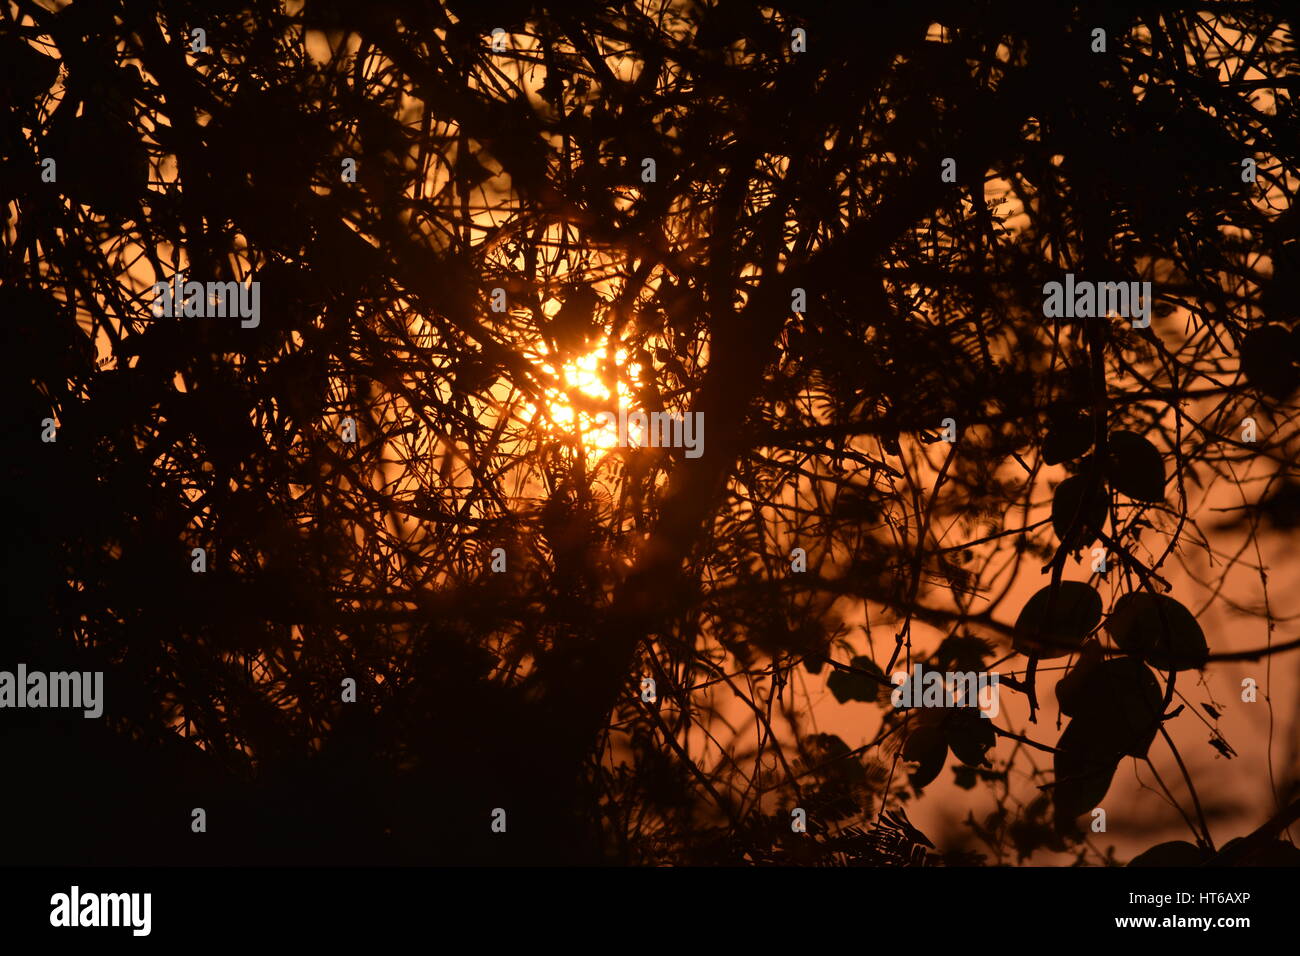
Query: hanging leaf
1043,411,1093,464
1013,581,1103,659
1058,656,1163,758
1128,840,1208,867
1052,720,1119,828
902,721,948,789
1105,431,1166,502
945,708,995,767
1106,592,1209,671
1239,325,1300,399
826,656,887,704
1051,475,1107,546
1215,837,1300,866
1054,639,1105,717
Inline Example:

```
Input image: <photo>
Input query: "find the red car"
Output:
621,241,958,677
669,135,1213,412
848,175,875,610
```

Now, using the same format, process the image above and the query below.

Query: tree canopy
3,0,1299,864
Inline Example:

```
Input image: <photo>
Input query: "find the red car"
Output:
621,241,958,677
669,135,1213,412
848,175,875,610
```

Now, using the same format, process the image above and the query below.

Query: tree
3,0,1298,864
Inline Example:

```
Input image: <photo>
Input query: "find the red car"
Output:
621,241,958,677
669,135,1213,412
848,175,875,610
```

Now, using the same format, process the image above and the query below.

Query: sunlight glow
532,340,645,452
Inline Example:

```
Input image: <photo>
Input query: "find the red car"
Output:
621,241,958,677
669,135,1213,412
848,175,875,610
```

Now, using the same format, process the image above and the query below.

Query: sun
532,338,646,452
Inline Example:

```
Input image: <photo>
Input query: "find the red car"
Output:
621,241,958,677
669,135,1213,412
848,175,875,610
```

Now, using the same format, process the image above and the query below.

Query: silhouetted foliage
3,0,1299,865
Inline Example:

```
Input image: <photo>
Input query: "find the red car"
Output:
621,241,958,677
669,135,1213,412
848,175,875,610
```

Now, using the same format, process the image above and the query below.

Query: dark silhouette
2,0,1298,865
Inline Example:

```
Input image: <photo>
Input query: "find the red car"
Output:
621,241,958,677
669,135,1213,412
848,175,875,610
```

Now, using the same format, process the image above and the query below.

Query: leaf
902,721,948,790
1105,431,1166,502
1240,325,1300,399
1051,475,1107,546
1043,411,1093,464
1052,720,1119,828
934,632,994,671
1054,639,1105,717
826,656,887,704
1049,656,1161,832
1058,656,1163,759
1106,592,1209,671
1217,838,1300,867
1128,840,1208,867
945,709,995,767
1013,581,1103,659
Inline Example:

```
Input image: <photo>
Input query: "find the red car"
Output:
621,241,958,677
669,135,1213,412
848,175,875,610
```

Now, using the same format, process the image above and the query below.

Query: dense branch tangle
5,0,1298,863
